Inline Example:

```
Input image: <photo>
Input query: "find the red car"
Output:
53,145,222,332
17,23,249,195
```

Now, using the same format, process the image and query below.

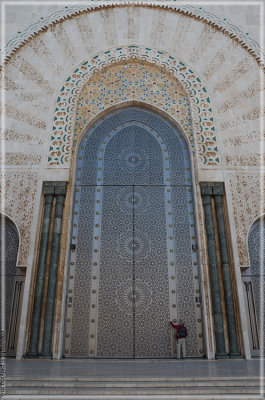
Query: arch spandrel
49,47,219,167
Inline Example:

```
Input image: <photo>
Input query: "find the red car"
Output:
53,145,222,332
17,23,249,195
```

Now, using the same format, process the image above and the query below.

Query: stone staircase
5,375,262,398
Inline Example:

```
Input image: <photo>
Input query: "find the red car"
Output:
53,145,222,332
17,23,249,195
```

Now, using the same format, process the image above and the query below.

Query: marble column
28,187,54,357
41,184,66,358
200,183,228,358
214,187,241,357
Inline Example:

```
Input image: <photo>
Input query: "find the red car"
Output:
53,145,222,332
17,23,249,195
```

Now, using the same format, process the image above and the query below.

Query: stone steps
6,377,262,396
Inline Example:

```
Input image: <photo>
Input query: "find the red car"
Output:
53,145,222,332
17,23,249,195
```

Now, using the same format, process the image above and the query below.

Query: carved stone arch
3,2,263,65
49,46,219,168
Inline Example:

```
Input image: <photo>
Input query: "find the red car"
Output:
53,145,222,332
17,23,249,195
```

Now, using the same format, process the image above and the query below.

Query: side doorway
243,217,265,357
0,215,24,356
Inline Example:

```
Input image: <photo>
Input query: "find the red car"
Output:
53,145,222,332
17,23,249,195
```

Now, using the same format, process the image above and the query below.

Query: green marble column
200,183,228,359
214,188,241,357
28,187,54,357
41,185,66,358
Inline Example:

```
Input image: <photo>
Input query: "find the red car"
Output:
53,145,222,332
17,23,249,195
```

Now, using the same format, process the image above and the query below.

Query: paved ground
6,358,264,380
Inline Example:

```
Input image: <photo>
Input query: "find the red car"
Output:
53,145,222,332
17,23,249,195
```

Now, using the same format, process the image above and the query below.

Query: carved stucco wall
0,173,38,265
228,174,265,267
1,5,264,268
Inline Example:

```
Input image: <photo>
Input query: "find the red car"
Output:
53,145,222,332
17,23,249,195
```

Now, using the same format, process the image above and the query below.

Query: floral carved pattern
2,2,263,65
0,173,38,265
229,174,265,266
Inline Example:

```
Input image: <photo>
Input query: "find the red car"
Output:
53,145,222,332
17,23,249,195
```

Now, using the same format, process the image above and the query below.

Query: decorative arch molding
2,1,263,66
247,214,265,238
49,46,219,167
246,214,265,350
0,212,20,266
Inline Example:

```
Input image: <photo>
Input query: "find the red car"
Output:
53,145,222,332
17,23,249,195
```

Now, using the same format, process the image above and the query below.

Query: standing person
170,320,188,359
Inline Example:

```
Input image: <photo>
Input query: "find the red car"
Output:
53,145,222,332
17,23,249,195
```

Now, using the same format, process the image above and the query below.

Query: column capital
200,182,213,196
200,182,225,196
43,181,67,196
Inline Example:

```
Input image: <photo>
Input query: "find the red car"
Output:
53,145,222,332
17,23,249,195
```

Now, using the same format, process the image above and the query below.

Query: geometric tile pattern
65,107,204,358
49,46,219,166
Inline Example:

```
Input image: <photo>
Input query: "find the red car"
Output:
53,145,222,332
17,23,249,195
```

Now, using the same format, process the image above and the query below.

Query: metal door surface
65,107,204,358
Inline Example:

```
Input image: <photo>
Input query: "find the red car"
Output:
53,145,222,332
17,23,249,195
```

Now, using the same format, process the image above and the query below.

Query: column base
229,353,243,358
216,353,229,359
39,354,52,359
26,354,38,359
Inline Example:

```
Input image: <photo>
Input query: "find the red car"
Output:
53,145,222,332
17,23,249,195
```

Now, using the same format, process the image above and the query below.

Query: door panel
134,185,171,358
97,186,134,358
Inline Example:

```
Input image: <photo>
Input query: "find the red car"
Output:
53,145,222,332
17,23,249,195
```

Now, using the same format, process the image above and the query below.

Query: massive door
65,107,204,358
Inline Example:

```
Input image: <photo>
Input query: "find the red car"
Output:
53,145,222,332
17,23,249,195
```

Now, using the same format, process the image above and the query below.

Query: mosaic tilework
64,107,204,358
74,62,193,154
2,2,262,65
248,218,265,348
48,46,218,166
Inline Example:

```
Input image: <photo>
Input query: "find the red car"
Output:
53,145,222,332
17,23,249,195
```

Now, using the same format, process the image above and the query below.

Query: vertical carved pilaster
28,187,54,357
200,183,228,358
214,186,241,357
41,184,66,358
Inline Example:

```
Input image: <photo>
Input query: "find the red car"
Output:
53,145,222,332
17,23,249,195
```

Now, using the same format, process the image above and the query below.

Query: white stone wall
1,1,263,45
1,3,264,359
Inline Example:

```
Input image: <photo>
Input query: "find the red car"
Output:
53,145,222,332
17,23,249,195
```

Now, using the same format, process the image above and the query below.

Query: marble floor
6,358,264,380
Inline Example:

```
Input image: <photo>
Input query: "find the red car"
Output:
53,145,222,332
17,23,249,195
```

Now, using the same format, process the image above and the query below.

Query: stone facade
1,2,264,360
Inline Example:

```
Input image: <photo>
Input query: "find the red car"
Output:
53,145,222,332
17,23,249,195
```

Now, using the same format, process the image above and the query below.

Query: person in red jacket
170,320,188,359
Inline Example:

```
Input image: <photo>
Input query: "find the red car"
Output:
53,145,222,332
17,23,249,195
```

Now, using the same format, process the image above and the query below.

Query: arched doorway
64,107,204,358
243,217,265,355
0,214,22,356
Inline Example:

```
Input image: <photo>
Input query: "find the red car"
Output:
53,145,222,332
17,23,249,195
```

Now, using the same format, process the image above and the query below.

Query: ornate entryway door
65,107,204,358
